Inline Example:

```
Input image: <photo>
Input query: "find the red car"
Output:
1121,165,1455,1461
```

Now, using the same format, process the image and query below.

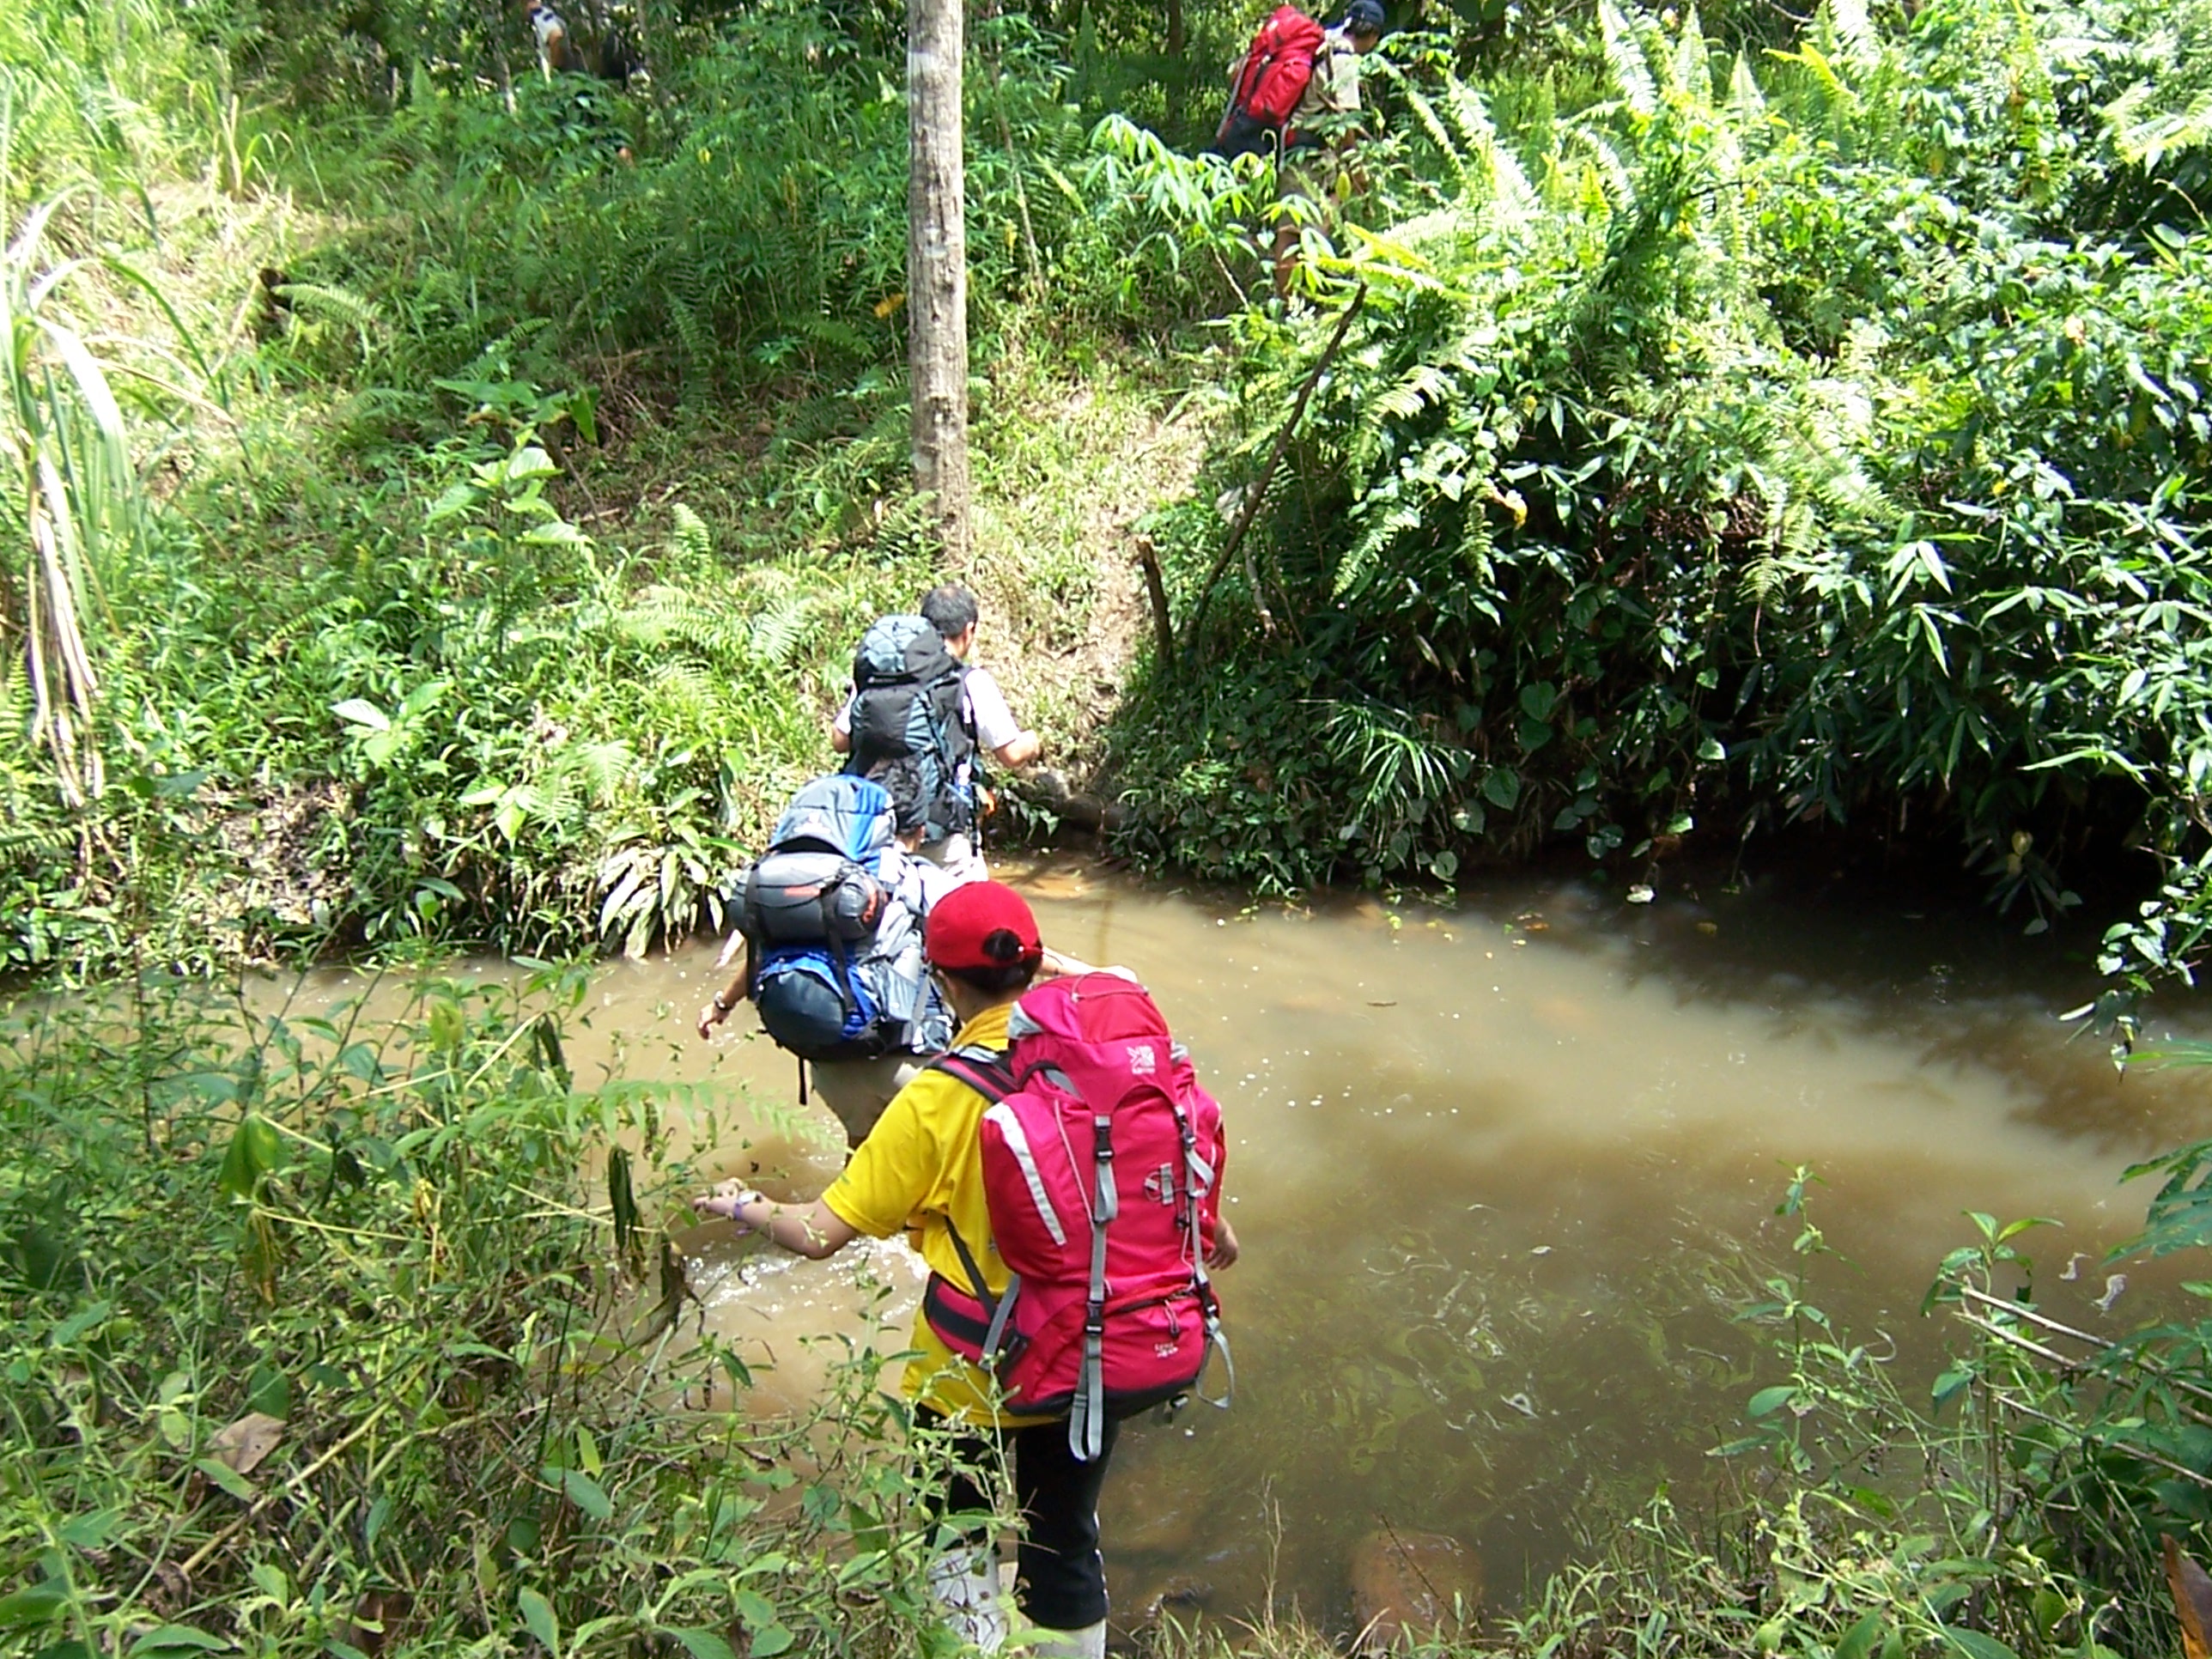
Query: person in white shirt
830,584,1041,883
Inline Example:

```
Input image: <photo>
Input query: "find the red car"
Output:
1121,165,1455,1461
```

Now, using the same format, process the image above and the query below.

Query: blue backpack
734,776,942,1063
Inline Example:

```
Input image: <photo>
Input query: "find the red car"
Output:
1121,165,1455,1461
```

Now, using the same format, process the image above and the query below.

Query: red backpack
1217,6,1328,150
922,973,1234,1461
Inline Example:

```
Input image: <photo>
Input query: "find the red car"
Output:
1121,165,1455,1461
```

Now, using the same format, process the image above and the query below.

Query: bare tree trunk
908,0,970,558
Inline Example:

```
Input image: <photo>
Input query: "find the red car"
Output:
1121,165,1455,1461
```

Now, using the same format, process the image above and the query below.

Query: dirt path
968,368,1212,789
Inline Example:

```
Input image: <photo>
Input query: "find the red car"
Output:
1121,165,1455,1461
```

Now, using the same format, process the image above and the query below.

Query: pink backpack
922,973,1234,1461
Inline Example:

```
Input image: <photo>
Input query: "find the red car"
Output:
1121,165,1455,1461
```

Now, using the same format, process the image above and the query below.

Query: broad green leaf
51,1300,112,1345
664,1632,737,1659
331,699,390,732
195,1457,256,1501
1835,1612,1885,1659
518,1588,559,1656
0,1586,68,1628
1936,1626,2016,1659
559,1468,614,1521
1746,1385,1796,1418
129,1626,231,1655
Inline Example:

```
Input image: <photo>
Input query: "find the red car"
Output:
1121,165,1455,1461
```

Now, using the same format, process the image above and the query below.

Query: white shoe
1018,1620,1106,1658
928,1551,1010,1654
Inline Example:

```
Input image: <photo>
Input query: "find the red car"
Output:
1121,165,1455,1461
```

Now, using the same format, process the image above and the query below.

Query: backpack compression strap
1172,1093,1235,1412
927,1044,1018,1101
1067,1110,1118,1463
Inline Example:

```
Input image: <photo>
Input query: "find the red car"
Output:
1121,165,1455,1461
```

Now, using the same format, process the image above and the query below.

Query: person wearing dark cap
1274,0,1386,295
692,882,1238,1656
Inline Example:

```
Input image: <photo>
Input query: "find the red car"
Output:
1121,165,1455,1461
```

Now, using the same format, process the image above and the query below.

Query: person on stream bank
831,584,1042,884
1263,0,1386,298
692,881,1239,1656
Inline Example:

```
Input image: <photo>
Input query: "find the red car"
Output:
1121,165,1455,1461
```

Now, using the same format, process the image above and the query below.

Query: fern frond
664,501,714,563
275,281,383,332
2107,85,2212,166
1672,9,1714,105
1728,53,1767,128
616,586,748,659
738,571,826,667
1599,0,1660,121
1573,127,1640,215
550,738,636,805
1818,0,1879,80
1785,378,1887,520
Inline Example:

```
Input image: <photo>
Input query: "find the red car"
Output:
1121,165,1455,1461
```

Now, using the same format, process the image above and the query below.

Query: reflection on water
293,861,2211,1634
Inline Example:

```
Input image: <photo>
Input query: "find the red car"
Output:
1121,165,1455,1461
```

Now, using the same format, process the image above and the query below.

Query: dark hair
935,923,1041,994
939,957,1042,996
920,583,980,640
1342,0,1385,32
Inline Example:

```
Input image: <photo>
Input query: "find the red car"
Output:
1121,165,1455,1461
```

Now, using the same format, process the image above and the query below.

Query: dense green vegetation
0,0,1206,979
1113,0,2212,1006
10,0,2212,1653
0,973,989,1658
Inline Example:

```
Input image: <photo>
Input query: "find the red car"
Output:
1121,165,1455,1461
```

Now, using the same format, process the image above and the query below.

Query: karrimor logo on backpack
922,973,1234,1462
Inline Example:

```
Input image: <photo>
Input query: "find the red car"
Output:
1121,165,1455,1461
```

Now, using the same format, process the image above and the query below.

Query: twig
1959,1285,2212,1412
1992,1389,2212,1490
179,1395,405,1576
1181,284,1366,663
1960,1312,2087,1372
1133,534,1176,672
1958,1286,2115,1351
1242,532,1275,635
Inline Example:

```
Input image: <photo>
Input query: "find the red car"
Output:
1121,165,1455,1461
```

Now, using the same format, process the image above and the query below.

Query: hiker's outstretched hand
1207,1218,1240,1270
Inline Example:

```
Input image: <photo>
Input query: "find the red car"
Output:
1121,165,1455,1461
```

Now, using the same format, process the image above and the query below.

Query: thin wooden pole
1181,284,1364,663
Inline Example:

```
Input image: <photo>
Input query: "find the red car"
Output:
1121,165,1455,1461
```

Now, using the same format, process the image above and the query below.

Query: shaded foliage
1113,0,2212,1005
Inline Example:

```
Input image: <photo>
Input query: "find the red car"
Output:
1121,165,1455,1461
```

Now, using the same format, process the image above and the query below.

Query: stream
312,858,2212,1634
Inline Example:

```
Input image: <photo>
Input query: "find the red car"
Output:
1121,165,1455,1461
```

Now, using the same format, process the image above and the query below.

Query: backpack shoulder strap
927,1042,1018,1102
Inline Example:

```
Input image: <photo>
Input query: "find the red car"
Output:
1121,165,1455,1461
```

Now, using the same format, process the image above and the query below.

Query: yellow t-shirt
821,1001,1054,1427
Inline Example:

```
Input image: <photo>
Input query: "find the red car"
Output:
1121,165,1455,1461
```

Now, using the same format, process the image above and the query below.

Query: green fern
1599,0,1661,121
2106,84,2212,166
663,501,713,563
615,586,747,659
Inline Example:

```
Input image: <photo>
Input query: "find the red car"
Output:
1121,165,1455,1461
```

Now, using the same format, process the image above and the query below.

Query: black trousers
917,1411,1123,1631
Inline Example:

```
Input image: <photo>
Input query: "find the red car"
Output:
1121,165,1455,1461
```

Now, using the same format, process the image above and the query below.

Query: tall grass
0,967,976,1657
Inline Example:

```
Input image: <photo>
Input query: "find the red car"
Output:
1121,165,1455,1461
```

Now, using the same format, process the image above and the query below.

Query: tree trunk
908,0,970,558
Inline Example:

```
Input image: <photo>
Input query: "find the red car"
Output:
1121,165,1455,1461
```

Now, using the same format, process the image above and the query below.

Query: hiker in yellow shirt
692,882,1238,1657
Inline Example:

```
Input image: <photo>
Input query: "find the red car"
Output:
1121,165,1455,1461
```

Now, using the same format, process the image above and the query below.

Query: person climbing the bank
696,768,956,1148
691,882,1238,1656
1214,0,1387,295
831,583,1041,884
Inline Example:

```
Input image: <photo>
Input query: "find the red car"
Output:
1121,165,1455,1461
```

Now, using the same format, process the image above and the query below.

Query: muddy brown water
299,860,2212,1633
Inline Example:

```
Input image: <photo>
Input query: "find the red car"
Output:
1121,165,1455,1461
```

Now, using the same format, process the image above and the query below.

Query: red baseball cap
926,881,1042,973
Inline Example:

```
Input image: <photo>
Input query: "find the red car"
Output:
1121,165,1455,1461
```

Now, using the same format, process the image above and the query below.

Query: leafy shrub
1114,0,2212,994
0,969,957,1657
